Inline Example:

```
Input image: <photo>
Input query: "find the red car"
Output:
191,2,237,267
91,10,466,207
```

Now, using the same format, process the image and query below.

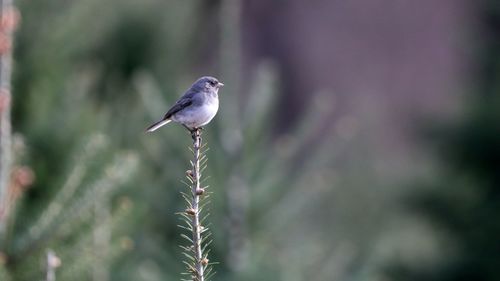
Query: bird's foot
189,127,203,140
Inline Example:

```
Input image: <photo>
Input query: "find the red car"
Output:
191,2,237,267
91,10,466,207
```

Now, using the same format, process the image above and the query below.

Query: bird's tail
145,119,172,132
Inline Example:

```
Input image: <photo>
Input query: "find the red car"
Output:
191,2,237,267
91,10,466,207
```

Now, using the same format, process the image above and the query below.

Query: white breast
172,99,219,128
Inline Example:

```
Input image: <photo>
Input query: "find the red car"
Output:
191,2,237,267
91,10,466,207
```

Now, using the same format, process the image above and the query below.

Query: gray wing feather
163,95,193,119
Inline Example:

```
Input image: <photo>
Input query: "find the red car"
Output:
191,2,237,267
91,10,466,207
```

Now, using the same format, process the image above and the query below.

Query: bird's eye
209,80,217,86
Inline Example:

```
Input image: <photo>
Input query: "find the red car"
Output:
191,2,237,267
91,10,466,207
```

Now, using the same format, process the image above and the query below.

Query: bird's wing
163,96,193,119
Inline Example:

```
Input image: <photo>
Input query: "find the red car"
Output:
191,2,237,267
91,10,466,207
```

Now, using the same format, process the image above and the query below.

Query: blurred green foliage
0,0,498,281
4,0,356,280
386,2,500,280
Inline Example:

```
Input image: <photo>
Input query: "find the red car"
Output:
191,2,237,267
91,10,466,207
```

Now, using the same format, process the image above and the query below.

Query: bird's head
194,76,224,92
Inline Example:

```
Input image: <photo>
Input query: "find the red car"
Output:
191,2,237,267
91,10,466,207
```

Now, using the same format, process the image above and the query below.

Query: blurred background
0,0,498,280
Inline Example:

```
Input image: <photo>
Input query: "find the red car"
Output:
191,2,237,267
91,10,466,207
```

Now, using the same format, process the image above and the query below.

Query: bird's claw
189,127,203,140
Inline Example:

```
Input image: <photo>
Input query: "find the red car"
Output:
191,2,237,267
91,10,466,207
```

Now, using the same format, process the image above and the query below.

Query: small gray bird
146,76,223,132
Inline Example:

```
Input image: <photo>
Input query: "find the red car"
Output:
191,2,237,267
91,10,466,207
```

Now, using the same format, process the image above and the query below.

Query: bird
146,76,223,133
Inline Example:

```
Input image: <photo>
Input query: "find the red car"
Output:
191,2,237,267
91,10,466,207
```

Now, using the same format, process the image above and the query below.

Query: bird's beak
217,82,224,88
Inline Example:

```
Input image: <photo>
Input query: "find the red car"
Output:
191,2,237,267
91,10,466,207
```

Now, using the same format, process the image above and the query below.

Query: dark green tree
387,1,500,280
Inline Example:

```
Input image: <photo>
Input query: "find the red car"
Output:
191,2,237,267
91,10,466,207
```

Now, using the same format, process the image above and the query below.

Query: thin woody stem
0,0,15,241
190,128,204,281
46,249,58,281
